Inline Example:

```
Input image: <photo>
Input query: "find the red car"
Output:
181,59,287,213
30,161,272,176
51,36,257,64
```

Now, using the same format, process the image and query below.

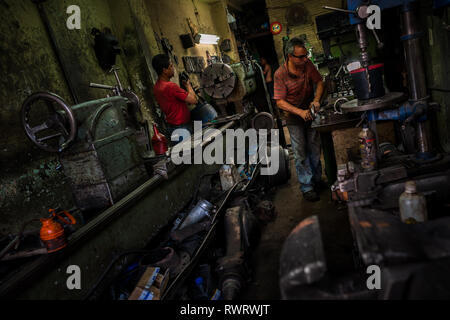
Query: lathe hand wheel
21,92,77,153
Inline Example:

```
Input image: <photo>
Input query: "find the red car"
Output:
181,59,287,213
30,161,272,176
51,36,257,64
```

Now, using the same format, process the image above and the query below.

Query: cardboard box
128,267,170,300
129,286,161,300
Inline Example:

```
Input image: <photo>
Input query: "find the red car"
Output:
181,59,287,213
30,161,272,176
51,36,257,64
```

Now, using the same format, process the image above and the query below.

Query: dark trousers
167,122,193,146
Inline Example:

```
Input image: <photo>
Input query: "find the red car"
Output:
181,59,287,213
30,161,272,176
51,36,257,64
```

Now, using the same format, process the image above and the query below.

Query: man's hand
310,101,321,112
183,79,198,105
182,79,191,89
298,109,313,121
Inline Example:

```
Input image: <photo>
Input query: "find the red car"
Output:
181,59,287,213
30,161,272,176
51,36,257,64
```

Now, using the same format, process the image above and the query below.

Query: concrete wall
266,0,343,67
145,0,239,88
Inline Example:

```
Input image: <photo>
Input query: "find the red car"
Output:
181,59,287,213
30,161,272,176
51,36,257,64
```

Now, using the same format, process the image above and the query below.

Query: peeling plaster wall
145,0,240,88
266,0,343,67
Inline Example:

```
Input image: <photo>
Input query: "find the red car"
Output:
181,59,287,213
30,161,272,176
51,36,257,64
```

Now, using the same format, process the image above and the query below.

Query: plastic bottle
358,124,377,170
219,165,235,191
151,123,168,155
399,180,428,223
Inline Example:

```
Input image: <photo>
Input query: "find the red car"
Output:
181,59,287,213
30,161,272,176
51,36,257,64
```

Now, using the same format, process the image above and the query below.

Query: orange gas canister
40,209,76,253
151,123,168,155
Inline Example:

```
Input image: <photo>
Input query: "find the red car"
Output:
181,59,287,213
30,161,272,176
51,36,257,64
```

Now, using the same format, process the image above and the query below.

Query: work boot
303,190,320,202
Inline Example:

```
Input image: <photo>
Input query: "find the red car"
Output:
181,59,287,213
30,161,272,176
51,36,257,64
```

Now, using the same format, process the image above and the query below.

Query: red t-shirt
153,80,191,125
274,60,322,124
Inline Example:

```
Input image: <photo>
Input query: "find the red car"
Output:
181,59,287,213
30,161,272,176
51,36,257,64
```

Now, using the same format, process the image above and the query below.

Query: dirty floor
240,133,355,300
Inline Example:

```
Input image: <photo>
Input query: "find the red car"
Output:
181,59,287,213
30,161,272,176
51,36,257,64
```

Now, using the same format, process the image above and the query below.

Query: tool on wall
91,28,121,71
182,56,206,74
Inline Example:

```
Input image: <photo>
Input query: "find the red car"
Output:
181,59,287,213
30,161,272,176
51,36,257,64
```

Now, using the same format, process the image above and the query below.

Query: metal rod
401,7,431,153
356,23,370,68
322,6,355,14
89,83,115,90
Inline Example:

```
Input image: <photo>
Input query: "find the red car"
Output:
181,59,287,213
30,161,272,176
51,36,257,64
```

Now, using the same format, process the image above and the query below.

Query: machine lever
90,83,115,90
371,29,384,49
322,6,355,14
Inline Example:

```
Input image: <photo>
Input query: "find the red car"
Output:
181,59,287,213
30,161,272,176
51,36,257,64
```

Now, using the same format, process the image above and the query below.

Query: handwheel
21,92,77,153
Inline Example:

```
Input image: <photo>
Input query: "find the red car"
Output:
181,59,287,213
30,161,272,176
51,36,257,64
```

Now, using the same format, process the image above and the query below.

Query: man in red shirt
152,54,198,143
274,38,325,202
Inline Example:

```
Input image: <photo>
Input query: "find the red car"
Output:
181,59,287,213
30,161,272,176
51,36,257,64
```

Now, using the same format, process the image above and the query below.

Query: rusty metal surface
279,215,327,298
312,108,360,132
59,96,148,211
349,206,450,266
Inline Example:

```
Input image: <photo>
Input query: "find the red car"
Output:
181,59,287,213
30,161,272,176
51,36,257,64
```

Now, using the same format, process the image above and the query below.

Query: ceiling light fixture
199,33,220,45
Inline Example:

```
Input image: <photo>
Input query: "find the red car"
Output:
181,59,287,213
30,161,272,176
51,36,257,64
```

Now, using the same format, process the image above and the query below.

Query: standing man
151,54,198,142
274,38,325,202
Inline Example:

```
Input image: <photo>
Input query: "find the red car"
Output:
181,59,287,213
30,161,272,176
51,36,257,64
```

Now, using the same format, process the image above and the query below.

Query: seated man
151,54,198,143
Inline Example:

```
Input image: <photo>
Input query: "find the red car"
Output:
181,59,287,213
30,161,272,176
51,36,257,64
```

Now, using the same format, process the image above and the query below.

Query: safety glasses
290,53,308,59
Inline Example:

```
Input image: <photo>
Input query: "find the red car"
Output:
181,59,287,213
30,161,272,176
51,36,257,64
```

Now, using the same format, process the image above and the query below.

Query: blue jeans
167,123,193,145
287,121,322,193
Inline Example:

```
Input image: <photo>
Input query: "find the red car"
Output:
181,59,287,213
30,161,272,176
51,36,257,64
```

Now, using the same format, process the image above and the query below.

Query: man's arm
310,80,325,112
183,80,198,105
307,61,325,112
276,99,313,121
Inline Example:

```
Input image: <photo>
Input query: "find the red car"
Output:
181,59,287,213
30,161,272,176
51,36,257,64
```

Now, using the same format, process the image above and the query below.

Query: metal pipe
401,5,432,154
322,6,355,14
402,9,427,101
356,23,370,68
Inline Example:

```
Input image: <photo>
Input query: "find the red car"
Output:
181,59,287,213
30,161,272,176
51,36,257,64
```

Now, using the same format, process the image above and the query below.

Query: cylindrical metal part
356,24,370,68
179,199,213,230
224,207,242,256
402,10,427,101
401,7,431,153
417,122,431,153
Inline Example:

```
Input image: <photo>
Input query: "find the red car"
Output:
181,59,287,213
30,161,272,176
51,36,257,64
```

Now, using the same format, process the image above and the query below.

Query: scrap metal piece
279,215,327,299
153,158,169,180
254,200,277,224
170,221,211,243
216,206,249,300
349,206,450,266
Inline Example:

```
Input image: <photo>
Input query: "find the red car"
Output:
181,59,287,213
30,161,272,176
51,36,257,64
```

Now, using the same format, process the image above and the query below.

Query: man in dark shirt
274,38,325,202
152,54,198,142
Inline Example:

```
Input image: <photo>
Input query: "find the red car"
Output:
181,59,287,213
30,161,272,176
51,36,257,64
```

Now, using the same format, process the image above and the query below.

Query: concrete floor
240,134,355,300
